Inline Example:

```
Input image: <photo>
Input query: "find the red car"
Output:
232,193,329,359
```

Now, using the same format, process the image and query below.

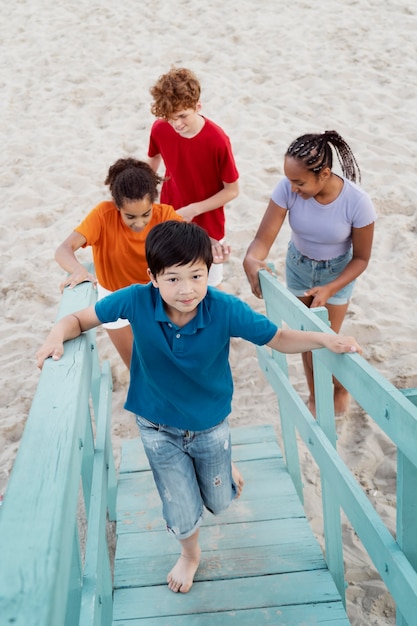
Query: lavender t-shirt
271,176,377,260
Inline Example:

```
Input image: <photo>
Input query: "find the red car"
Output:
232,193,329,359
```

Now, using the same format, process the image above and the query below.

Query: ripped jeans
136,415,237,540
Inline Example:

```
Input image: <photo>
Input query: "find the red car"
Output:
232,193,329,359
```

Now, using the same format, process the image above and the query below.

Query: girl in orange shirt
55,158,182,368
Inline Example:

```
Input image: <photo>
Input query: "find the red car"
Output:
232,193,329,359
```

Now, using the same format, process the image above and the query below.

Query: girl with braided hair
243,130,376,416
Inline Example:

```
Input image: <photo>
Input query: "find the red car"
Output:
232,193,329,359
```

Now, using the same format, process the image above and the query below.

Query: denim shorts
136,415,237,540
285,240,355,305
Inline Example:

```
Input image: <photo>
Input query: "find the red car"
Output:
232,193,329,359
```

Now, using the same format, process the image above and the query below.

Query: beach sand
1,0,417,623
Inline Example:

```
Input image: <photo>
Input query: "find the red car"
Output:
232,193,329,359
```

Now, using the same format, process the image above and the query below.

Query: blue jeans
286,240,355,305
136,416,237,540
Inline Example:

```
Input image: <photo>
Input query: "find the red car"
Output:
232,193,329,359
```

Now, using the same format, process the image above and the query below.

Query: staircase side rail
259,271,417,467
0,270,115,626
79,359,114,626
258,270,417,626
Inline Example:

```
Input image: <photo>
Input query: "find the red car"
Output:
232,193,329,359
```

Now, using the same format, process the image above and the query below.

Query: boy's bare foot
167,548,201,593
334,388,351,417
232,461,244,498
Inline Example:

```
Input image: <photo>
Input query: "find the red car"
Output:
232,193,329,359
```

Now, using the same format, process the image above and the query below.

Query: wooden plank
112,601,350,625
114,542,326,589
114,519,326,588
112,570,342,621
115,517,320,560
225,423,278,444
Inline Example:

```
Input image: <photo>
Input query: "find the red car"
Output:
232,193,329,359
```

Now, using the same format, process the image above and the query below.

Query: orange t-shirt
75,201,182,291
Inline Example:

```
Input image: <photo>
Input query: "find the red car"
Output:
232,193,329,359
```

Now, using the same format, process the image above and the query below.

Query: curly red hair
150,67,201,119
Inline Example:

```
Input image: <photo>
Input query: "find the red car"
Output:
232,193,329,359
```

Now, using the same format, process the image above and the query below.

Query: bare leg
301,350,316,417
106,325,133,370
298,297,350,417
298,296,316,414
167,463,240,593
326,303,350,416
167,529,201,593
232,462,244,498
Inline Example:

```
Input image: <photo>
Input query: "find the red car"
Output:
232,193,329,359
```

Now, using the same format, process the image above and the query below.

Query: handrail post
311,307,346,605
260,269,303,503
397,390,417,626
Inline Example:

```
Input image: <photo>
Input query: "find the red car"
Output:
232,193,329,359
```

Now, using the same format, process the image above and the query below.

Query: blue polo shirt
95,284,277,430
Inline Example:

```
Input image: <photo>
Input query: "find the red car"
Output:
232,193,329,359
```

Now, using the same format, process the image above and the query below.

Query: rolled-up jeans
136,415,237,540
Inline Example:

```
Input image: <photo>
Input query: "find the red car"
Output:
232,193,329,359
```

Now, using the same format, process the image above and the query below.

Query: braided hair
286,130,361,184
105,158,164,207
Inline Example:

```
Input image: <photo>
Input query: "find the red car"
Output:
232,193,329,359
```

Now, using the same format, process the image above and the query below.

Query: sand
1,0,417,623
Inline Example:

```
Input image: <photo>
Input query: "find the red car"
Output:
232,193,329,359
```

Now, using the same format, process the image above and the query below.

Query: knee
203,476,235,515
205,501,230,516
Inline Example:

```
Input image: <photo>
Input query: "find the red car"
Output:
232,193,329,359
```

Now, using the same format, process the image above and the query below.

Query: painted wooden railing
1,267,416,625
257,269,417,626
0,268,117,626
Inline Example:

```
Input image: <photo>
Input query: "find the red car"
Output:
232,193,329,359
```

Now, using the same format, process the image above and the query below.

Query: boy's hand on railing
268,329,362,355
36,308,100,369
36,337,64,369
36,323,72,369
324,334,362,355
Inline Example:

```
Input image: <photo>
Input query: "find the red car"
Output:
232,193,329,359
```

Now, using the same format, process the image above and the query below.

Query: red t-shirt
75,201,182,291
148,117,239,240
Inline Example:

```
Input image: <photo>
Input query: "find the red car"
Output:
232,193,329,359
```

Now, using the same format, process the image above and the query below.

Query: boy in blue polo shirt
36,220,362,595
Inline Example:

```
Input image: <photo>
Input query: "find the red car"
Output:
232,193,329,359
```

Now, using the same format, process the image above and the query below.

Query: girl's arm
36,306,101,369
148,154,162,173
243,199,288,298
304,222,375,308
267,328,362,355
55,231,97,292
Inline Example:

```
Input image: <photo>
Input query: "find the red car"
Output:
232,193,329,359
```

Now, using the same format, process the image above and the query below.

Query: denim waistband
290,242,351,269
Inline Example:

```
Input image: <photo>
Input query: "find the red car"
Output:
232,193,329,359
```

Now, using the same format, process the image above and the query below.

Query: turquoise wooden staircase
112,424,349,624
1,269,417,625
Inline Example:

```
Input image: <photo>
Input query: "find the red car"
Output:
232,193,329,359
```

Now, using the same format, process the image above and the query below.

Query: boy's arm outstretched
267,328,362,356
36,306,101,369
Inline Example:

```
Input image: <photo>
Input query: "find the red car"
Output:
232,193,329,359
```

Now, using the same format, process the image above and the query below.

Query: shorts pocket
136,415,160,431
328,251,352,275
